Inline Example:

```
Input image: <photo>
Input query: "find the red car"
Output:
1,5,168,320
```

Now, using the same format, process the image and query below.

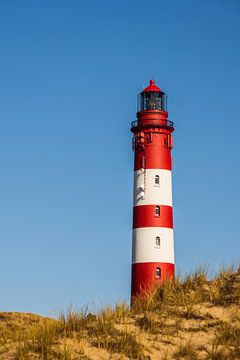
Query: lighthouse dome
143,79,162,93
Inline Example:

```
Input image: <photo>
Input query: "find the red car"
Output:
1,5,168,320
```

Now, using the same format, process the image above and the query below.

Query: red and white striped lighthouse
131,79,175,297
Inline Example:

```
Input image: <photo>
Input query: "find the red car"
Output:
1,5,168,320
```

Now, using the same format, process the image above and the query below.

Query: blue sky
0,0,239,316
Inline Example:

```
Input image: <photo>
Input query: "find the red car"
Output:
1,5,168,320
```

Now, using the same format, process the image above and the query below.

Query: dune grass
0,266,239,359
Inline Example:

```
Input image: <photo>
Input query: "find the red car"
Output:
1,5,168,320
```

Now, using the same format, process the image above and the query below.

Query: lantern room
138,79,167,112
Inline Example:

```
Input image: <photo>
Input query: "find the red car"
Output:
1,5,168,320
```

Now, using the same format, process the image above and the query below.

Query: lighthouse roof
143,79,162,93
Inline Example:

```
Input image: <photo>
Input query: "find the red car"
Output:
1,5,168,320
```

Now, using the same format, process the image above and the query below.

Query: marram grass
0,266,239,359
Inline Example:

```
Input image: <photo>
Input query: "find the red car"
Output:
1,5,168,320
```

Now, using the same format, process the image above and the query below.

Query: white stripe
132,227,174,264
133,169,172,207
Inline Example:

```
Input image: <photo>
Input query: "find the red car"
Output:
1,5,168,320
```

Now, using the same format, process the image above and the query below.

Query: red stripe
134,138,172,171
131,262,174,297
133,205,173,229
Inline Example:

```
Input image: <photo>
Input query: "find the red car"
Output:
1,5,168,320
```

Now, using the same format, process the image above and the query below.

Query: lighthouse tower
131,79,175,297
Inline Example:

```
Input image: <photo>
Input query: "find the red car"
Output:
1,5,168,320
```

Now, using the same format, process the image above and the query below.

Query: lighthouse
131,79,175,297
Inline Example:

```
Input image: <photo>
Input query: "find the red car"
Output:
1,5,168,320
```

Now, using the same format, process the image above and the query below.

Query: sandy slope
0,269,239,359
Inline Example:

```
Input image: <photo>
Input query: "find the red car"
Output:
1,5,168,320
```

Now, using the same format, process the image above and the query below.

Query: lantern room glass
138,91,167,112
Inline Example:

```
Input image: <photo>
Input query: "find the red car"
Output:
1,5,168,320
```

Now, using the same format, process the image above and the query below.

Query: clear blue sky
0,0,239,316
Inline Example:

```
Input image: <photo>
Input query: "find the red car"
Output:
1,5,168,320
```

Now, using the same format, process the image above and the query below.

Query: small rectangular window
155,175,160,185
155,206,160,217
156,267,161,278
155,236,160,247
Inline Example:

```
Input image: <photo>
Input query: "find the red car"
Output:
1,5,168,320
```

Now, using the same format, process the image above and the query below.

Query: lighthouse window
155,236,161,247
139,92,167,112
156,267,161,278
155,206,160,216
155,175,160,185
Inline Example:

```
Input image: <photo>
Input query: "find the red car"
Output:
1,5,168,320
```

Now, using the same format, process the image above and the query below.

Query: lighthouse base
131,262,174,297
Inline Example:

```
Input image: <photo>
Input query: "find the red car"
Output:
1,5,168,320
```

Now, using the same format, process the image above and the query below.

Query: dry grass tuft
174,339,198,360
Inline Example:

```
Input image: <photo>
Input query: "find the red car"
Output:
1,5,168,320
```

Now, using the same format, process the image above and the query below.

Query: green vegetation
0,266,239,359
